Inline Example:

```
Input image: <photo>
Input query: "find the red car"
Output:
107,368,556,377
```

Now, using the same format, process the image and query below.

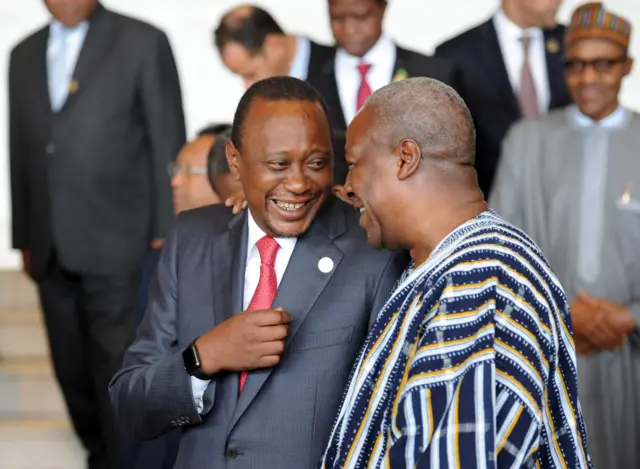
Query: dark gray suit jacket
109,197,409,468
9,3,185,278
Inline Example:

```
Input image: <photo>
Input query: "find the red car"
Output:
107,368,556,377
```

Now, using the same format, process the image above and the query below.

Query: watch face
183,343,200,373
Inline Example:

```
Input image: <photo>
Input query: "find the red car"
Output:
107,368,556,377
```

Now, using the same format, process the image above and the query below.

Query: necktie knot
256,236,279,267
519,35,532,52
357,63,372,77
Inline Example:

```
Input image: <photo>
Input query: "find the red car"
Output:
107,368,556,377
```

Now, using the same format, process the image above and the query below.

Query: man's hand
151,238,164,249
579,291,636,337
225,189,247,215
21,250,31,277
570,293,626,352
194,307,291,375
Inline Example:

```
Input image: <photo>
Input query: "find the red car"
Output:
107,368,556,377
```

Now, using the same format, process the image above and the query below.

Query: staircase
0,271,84,469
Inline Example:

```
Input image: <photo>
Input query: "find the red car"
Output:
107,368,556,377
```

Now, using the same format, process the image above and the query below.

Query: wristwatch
182,339,214,380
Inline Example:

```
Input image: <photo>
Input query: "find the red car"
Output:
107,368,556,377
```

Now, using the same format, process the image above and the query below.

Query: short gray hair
363,77,475,164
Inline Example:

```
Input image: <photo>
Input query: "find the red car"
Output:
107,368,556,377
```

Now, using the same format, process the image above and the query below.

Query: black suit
8,4,185,468
435,20,571,196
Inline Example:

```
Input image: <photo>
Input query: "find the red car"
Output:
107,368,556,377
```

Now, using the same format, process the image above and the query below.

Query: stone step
0,309,49,361
0,421,84,469
0,360,67,418
0,271,39,310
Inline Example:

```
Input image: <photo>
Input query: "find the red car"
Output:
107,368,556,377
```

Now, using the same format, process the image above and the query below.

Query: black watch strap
182,339,214,380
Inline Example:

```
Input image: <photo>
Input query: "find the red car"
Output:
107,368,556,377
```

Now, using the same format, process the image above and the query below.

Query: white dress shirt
493,9,550,113
335,35,397,125
289,36,311,80
47,19,89,111
190,210,297,413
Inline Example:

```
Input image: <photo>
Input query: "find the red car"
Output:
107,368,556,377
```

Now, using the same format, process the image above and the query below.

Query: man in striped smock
318,78,592,468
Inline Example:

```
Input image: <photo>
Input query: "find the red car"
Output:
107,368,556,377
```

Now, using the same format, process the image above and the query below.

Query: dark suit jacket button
46,143,56,154
226,448,239,459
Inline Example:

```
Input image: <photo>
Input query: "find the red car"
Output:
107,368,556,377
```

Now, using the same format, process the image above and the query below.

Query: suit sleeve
488,124,526,227
139,30,186,239
8,49,28,250
109,216,208,440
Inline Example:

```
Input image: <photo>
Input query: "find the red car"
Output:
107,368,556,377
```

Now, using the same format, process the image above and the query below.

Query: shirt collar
493,9,543,41
571,104,630,129
288,36,311,80
336,34,395,67
49,19,89,37
246,209,297,256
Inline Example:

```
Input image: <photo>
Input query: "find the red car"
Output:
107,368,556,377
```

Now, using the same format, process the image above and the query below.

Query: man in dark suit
306,0,464,133
8,1,185,467
213,5,334,89
435,0,571,197
109,77,408,468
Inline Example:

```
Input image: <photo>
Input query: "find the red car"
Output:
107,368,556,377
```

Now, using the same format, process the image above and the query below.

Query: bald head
363,77,476,166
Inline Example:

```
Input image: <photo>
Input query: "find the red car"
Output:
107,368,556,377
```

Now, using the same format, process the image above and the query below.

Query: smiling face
227,99,333,237
565,37,632,121
329,0,386,58
344,106,401,249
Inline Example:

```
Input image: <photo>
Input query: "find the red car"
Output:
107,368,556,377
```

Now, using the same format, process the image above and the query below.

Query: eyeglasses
168,163,208,177
564,57,628,74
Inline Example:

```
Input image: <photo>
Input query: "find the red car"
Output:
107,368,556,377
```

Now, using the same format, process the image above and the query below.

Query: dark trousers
36,254,139,469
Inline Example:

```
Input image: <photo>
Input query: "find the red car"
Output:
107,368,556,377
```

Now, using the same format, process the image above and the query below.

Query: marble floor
0,271,84,469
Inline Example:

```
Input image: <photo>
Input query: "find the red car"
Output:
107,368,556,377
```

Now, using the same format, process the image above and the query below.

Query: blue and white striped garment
319,211,592,469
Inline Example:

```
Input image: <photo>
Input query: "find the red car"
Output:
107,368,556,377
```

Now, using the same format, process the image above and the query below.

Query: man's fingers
250,309,292,326
259,325,289,342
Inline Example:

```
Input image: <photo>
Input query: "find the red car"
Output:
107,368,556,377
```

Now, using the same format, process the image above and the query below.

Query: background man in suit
306,0,464,132
8,1,185,467
214,5,334,88
109,76,407,468
435,0,571,197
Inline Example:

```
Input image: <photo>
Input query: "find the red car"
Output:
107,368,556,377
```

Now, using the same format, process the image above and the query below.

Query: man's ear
226,140,241,182
397,139,421,181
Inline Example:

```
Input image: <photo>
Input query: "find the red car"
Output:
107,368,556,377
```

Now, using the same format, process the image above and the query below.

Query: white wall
0,0,638,268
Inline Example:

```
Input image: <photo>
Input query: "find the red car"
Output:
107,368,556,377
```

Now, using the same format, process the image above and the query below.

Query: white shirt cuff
190,376,211,414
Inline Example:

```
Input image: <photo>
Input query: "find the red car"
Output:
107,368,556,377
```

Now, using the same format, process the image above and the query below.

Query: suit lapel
30,28,51,115
392,46,410,82
228,198,347,432
60,4,113,113
212,213,248,326
481,20,521,119
313,53,348,130
544,27,568,109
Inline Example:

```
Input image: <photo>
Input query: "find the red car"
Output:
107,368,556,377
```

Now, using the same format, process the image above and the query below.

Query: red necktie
356,63,372,111
239,235,280,393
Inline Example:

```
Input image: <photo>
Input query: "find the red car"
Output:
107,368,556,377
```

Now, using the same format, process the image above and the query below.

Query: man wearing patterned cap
491,3,639,467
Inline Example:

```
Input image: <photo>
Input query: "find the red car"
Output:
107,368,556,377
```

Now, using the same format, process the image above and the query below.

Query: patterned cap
567,2,632,49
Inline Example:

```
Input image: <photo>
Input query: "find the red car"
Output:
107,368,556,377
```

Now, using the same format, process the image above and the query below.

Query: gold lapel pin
546,38,560,54
69,79,79,94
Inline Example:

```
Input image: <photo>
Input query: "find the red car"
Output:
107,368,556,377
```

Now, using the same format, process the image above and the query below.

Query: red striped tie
238,236,280,393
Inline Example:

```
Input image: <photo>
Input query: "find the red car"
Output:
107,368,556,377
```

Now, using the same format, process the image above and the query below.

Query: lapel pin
392,68,409,83
546,38,560,54
69,79,79,94
318,257,334,274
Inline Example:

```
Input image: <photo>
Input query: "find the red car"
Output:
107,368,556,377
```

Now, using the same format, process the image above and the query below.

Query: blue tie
49,28,69,112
